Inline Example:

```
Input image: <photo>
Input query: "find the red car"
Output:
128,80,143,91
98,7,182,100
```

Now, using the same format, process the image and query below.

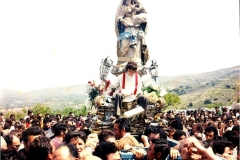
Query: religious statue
115,0,150,67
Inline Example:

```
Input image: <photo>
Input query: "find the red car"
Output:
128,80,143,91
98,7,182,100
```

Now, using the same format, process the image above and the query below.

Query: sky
0,0,239,92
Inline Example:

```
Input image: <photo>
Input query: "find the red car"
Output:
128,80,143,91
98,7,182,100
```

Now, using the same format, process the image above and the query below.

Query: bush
3,104,90,120
204,99,211,104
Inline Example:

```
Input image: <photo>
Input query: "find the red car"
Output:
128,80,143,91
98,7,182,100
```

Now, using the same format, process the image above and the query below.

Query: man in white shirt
24,110,33,121
104,61,148,116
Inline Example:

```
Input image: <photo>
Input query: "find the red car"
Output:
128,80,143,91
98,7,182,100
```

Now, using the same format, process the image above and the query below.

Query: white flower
152,85,159,91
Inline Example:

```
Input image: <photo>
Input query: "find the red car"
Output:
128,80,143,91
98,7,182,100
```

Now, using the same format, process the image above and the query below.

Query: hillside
0,65,239,110
161,65,240,109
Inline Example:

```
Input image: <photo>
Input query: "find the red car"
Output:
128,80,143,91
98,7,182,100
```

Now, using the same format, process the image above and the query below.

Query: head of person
28,136,54,160
147,138,170,160
173,130,186,141
226,118,233,127
217,121,225,129
144,125,155,138
93,142,120,160
65,130,86,153
149,125,167,140
232,125,240,135
53,143,78,160
98,129,116,143
10,114,16,121
204,126,218,141
125,61,137,76
28,110,33,116
31,118,41,127
212,139,234,157
43,117,52,129
3,134,21,151
170,117,183,130
22,126,43,152
114,118,131,139
179,136,203,160
52,123,67,137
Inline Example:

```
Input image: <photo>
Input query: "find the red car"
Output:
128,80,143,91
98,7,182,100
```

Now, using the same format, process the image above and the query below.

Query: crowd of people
0,105,239,160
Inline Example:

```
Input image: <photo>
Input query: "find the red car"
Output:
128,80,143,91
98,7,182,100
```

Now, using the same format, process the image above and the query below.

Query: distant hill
0,65,239,110
161,65,240,109
0,85,88,109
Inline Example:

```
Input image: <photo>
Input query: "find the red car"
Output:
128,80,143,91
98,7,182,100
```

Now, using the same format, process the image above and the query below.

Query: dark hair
223,130,237,147
10,114,16,121
173,130,186,141
125,61,137,72
170,118,183,130
65,131,87,143
212,139,234,155
151,138,170,160
93,142,118,160
232,125,240,132
98,129,115,143
3,134,14,145
43,117,52,124
28,110,33,115
31,119,40,127
204,126,218,139
151,125,167,140
115,118,131,132
29,136,53,160
143,125,155,136
56,143,78,159
53,123,66,136
203,140,213,148
22,126,42,143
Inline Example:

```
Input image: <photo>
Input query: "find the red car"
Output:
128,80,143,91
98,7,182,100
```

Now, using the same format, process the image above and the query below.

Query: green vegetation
163,92,181,108
3,103,90,120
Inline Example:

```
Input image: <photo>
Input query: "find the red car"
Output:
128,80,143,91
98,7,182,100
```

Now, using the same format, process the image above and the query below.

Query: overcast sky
0,0,239,92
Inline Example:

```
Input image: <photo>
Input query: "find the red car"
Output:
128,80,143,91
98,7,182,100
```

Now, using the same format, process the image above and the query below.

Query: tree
225,84,231,89
188,102,193,107
204,99,211,104
163,92,180,108
31,103,52,116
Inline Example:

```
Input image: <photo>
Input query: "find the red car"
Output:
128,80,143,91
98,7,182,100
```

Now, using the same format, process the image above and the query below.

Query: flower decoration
87,80,105,104
142,84,167,106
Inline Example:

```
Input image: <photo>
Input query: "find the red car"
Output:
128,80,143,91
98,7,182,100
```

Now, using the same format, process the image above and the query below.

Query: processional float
87,0,167,135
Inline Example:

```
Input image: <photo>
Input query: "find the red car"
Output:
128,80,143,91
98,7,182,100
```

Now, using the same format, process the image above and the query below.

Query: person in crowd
51,123,66,148
28,136,54,160
114,118,140,150
1,135,7,150
204,125,219,141
17,126,43,160
215,107,222,115
53,143,79,160
42,117,54,138
10,114,16,122
146,138,170,160
232,125,240,135
178,136,222,160
217,121,225,136
4,134,21,151
98,129,116,143
93,142,121,160
65,130,87,158
24,110,33,121
149,125,167,140
172,130,186,141
1,134,20,160
212,139,234,159
225,118,234,130
45,114,50,118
